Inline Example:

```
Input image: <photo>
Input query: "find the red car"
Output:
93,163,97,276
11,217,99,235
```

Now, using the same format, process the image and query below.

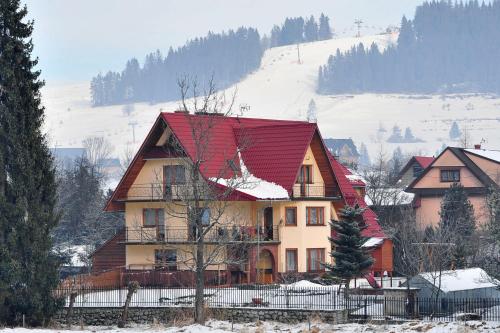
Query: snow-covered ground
42,33,500,173
2,320,500,333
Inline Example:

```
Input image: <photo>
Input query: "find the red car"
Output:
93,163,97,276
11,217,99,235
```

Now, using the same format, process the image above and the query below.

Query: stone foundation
56,307,347,326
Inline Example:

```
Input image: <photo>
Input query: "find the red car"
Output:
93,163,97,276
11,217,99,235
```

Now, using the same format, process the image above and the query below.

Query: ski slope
42,33,500,163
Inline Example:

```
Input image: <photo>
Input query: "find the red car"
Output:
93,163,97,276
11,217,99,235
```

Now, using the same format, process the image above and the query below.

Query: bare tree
82,136,114,174
127,76,257,324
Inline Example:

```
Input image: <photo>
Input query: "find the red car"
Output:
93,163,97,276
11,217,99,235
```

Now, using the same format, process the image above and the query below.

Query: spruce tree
326,205,374,297
449,121,462,140
439,183,476,269
0,0,61,325
318,13,332,40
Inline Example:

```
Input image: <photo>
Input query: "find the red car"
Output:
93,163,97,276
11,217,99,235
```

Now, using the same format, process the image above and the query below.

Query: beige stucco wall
123,142,337,274
413,150,482,189
415,195,488,227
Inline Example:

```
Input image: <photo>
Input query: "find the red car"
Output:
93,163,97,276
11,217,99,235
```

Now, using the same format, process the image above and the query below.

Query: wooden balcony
124,225,280,244
120,183,193,201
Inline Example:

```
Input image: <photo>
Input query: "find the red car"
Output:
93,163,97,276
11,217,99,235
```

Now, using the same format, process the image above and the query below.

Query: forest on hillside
318,0,500,94
90,14,333,107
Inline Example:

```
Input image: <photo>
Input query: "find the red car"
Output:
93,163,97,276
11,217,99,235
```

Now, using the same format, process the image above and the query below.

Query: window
307,248,325,272
163,165,186,185
201,208,211,226
412,164,423,178
154,249,177,270
306,207,324,225
285,207,297,226
286,249,298,272
297,165,313,184
143,208,164,227
440,169,460,182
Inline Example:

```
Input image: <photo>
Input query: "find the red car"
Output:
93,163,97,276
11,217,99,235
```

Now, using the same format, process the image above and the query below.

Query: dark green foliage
326,205,374,284
91,27,263,106
0,0,61,325
449,121,462,140
318,1,500,94
53,158,123,247
439,183,476,268
270,13,332,47
318,13,333,40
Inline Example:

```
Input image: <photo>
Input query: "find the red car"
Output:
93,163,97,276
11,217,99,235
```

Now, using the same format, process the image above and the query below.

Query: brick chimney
474,144,481,149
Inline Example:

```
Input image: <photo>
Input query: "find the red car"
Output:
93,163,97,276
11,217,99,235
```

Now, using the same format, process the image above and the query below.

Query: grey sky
24,0,428,83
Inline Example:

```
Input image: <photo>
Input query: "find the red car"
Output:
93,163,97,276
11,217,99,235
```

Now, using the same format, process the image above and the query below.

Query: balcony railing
123,183,190,201
124,225,280,244
291,184,340,198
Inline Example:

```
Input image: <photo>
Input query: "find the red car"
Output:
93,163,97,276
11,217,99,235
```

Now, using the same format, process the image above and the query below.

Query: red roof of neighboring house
414,156,434,169
335,161,366,187
328,154,386,238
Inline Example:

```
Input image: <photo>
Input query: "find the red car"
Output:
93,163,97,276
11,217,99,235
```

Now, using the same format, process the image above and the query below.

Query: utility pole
296,44,301,64
128,121,138,144
355,19,363,38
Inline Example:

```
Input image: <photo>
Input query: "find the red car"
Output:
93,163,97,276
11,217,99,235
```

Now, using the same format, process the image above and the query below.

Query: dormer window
297,165,313,184
440,169,460,182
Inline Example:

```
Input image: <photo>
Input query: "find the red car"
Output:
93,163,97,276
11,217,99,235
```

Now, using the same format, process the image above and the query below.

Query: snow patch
210,152,289,200
362,237,384,248
465,148,500,163
418,268,499,292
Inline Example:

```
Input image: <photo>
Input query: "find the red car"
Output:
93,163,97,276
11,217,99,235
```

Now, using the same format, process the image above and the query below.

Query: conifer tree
326,205,374,297
318,13,332,40
449,121,462,140
439,183,476,268
0,0,61,325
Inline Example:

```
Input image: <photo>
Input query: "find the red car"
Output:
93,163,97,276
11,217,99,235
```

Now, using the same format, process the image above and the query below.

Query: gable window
440,169,460,182
297,165,313,184
286,249,298,272
306,207,324,226
154,249,177,270
412,164,424,177
307,248,325,272
163,165,186,185
143,208,164,227
285,207,297,226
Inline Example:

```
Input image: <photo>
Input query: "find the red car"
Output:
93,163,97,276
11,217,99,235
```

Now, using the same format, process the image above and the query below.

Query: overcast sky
24,0,428,83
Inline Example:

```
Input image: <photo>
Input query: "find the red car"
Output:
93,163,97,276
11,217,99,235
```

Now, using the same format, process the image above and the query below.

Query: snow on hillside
42,33,500,170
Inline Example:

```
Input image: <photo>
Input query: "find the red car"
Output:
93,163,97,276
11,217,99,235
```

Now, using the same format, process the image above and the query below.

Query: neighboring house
406,268,500,313
324,138,360,167
399,156,434,186
405,146,500,227
97,112,392,284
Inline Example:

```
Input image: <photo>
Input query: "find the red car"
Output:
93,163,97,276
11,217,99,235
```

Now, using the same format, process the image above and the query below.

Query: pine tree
439,183,476,269
306,99,317,123
304,15,319,42
449,121,462,140
0,0,61,325
326,205,374,297
318,13,332,40
358,143,371,168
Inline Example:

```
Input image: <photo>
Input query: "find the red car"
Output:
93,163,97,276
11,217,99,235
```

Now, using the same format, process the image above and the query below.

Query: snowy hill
42,33,500,167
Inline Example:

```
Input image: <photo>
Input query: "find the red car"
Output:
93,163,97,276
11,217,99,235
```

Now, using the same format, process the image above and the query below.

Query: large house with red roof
95,112,392,284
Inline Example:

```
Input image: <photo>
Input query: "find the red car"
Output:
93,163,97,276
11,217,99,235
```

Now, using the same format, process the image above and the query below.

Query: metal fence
55,284,500,322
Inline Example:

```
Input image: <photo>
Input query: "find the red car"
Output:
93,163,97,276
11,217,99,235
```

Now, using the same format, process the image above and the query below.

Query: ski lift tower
355,19,363,38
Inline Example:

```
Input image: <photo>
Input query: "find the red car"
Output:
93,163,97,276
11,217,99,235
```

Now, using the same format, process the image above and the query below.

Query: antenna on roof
239,104,250,116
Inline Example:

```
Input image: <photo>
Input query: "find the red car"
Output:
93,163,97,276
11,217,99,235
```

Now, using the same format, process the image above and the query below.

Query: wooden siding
91,230,126,273
371,239,393,273
309,132,340,196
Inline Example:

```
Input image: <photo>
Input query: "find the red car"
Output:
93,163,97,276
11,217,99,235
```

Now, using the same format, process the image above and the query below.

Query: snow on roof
418,268,499,292
210,152,289,200
362,237,384,248
365,188,414,206
465,148,500,163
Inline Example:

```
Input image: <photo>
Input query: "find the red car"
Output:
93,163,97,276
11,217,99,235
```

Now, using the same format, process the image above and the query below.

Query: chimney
174,110,189,114
474,144,481,150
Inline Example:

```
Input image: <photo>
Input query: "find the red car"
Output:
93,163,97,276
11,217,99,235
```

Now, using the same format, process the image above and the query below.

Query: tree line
318,0,500,94
269,13,332,47
91,27,263,106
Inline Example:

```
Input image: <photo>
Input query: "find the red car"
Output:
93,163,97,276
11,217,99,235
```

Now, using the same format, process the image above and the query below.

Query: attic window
413,164,424,177
227,159,239,173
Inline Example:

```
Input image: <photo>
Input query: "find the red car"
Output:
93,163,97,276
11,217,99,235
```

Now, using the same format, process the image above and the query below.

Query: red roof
162,112,314,192
335,161,366,187
414,156,434,169
328,154,386,238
